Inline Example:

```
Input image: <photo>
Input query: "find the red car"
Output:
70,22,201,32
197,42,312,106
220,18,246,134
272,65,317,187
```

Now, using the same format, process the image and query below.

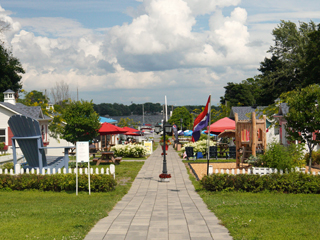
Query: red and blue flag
192,96,211,142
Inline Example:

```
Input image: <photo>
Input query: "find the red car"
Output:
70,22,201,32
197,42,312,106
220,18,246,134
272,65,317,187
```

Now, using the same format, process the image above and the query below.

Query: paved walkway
85,146,232,240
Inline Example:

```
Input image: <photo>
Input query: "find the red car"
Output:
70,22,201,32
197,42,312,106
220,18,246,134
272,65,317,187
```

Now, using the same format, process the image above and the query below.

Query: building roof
230,106,267,120
0,102,51,120
3,89,15,93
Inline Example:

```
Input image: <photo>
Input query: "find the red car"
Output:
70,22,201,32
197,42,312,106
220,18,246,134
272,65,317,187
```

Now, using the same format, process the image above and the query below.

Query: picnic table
93,151,122,165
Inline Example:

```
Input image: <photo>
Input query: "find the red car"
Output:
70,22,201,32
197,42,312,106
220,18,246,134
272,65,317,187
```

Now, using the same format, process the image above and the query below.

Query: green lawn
0,161,144,240
188,170,320,240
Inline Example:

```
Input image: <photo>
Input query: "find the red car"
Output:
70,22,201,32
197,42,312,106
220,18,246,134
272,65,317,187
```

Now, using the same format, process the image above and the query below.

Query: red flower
159,173,171,178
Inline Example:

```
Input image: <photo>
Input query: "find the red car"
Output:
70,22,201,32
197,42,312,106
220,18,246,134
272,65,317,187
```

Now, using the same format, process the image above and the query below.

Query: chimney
3,89,16,105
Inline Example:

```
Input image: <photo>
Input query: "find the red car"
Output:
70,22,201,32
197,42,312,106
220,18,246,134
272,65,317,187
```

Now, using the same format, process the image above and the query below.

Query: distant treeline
93,102,216,116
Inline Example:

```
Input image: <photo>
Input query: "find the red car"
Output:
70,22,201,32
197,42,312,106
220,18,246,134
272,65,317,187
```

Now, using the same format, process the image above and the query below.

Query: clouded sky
0,0,319,106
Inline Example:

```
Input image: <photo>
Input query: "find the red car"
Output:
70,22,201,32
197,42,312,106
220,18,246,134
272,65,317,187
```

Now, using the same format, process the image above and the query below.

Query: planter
159,173,171,182
161,145,169,151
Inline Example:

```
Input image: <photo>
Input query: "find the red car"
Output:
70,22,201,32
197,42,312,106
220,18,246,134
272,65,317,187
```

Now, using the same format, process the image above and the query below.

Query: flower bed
181,140,216,154
111,144,148,158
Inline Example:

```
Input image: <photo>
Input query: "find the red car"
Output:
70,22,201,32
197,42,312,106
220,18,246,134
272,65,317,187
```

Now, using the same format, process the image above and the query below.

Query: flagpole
207,95,211,176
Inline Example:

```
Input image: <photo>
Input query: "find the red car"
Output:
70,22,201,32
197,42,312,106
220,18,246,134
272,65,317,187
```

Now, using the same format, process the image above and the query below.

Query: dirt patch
190,162,250,180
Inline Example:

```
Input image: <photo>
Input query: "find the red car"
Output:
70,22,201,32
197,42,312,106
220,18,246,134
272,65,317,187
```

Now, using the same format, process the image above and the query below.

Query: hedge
0,174,116,192
201,173,320,194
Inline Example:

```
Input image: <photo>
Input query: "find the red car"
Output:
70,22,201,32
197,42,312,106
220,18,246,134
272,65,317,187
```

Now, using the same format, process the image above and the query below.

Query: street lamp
154,123,161,134
180,118,183,131
160,121,172,181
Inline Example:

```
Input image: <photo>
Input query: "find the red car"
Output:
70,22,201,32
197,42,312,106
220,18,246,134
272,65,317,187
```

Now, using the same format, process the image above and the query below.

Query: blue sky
1,0,319,106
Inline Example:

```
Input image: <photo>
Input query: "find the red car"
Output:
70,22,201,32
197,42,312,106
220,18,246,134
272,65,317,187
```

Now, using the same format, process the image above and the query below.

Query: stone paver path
85,146,232,240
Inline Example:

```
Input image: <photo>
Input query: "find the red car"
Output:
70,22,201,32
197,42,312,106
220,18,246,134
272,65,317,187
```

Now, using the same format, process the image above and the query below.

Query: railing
0,164,116,179
208,166,320,176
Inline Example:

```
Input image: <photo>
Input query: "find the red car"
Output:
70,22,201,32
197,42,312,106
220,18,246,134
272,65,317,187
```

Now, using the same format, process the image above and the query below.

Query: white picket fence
0,164,115,179
208,166,320,176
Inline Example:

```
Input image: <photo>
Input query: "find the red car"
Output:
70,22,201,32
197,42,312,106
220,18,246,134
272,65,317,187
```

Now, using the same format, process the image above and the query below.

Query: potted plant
159,135,171,150
0,142,8,154
159,173,171,182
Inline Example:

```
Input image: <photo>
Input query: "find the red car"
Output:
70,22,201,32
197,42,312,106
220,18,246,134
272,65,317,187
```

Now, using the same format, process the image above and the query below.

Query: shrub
0,174,116,192
68,162,88,168
1,162,14,170
259,142,305,169
304,150,320,165
201,173,320,194
111,144,148,158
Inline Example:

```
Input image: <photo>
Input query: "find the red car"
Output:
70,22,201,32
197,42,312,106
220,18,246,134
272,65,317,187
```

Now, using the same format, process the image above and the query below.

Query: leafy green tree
283,84,320,172
304,23,320,86
256,20,317,105
18,90,49,114
0,44,25,101
118,117,140,128
220,78,259,106
168,107,192,130
49,100,100,144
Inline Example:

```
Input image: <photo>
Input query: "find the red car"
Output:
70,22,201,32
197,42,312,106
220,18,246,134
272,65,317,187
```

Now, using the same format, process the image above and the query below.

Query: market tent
205,117,235,135
98,122,127,135
98,123,128,150
122,127,142,136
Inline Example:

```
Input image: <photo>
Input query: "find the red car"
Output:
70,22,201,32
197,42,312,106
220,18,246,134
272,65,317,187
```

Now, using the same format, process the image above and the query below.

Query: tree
168,107,192,130
49,100,100,144
283,84,320,172
304,24,320,86
17,90,49,114
118,117,140,128
50,80,71,105
220,78,259,106
256,20,317,105
0,44,25,101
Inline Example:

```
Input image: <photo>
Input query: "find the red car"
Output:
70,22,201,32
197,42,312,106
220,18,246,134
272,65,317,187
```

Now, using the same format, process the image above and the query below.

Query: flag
192,96,211,142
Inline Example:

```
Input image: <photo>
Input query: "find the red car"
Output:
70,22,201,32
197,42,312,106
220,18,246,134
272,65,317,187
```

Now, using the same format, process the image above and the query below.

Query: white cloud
1,1,319,105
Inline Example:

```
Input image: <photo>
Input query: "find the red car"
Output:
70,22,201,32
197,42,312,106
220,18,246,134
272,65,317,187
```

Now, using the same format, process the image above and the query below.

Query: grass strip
0,161,144,240
186,165,320,240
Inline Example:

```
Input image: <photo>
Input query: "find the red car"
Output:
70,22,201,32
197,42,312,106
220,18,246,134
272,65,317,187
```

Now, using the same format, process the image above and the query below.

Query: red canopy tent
205,117,235,135
98,122,127,135
98,123,128,149
122,126,142,136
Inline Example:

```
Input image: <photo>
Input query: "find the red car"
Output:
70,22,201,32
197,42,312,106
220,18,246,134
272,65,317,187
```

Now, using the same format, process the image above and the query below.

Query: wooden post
235,113,240,167
263,115,267,152
252,112,256,157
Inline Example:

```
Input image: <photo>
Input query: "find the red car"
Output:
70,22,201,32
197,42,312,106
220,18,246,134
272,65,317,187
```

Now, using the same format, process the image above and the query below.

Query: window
0,129,5,143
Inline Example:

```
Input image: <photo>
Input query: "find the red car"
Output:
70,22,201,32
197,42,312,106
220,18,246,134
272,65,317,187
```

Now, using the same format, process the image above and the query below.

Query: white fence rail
208,166,320,176
0,164,116,179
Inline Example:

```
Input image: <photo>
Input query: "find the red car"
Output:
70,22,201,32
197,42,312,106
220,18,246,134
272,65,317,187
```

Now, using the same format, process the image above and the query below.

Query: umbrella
201,130,215,136
98,122,127,135
218,130,235,138
178,130,184,136
184,130,193,136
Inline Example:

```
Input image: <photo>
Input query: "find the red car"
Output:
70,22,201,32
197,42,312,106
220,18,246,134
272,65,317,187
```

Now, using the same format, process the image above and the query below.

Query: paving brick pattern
85,146,233,240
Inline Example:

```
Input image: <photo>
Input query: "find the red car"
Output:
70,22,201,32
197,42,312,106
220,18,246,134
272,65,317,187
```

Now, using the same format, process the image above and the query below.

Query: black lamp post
161,121,172,178
180,118,183,131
